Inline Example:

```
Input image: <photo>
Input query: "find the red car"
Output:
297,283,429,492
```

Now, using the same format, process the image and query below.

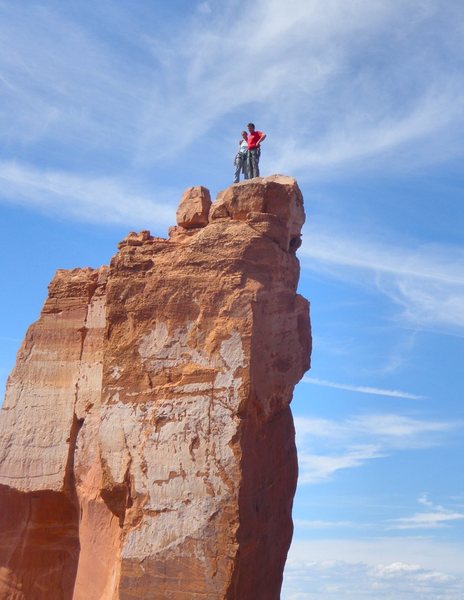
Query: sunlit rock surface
0,175,311,600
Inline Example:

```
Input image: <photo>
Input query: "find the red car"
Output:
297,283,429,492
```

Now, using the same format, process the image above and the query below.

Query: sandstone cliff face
0,175,311,600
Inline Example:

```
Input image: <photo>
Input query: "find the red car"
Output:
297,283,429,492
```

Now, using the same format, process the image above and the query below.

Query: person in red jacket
246,122,266,179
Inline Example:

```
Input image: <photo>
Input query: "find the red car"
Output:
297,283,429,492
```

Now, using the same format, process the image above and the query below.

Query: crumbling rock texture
0,175,311,600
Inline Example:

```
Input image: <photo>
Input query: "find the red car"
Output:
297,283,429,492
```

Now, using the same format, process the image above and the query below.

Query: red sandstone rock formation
0,175,311,600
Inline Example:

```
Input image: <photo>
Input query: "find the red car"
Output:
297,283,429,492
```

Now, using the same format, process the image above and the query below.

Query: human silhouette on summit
246,123,266,179
233,130,249,183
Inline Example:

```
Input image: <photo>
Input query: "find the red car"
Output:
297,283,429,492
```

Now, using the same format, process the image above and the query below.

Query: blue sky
1,1,463,597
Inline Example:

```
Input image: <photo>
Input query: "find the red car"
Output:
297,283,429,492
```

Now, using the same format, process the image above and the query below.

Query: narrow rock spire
0,175,311,600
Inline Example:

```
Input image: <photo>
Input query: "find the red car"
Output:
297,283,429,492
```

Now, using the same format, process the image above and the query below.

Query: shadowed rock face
0,175,311,600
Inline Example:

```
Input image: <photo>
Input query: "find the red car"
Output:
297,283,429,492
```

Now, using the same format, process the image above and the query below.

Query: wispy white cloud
135,0,464,172
294,495,464,533
298,444,385,484
270,86,464,177
294,519,358,530
0,161,175,230
352,415,454,440
388,277,464,331
389,494,464,530
303,376,424,400
1,0,462,174
0,4,149,153
300,232,464,286
300,231,464,332
296,414,455,442
376,332,418,375
295,414,459,484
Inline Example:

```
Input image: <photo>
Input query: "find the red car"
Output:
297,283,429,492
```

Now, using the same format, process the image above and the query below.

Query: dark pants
233,153,248,183
247,148,260,179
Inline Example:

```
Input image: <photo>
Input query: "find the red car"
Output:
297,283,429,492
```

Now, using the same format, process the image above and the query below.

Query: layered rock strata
0,175,311,600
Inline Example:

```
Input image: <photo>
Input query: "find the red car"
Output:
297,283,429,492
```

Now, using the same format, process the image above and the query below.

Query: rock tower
0,176,311,600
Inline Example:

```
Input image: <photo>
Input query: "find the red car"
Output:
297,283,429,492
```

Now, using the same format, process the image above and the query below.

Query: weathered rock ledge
0,175,311,600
